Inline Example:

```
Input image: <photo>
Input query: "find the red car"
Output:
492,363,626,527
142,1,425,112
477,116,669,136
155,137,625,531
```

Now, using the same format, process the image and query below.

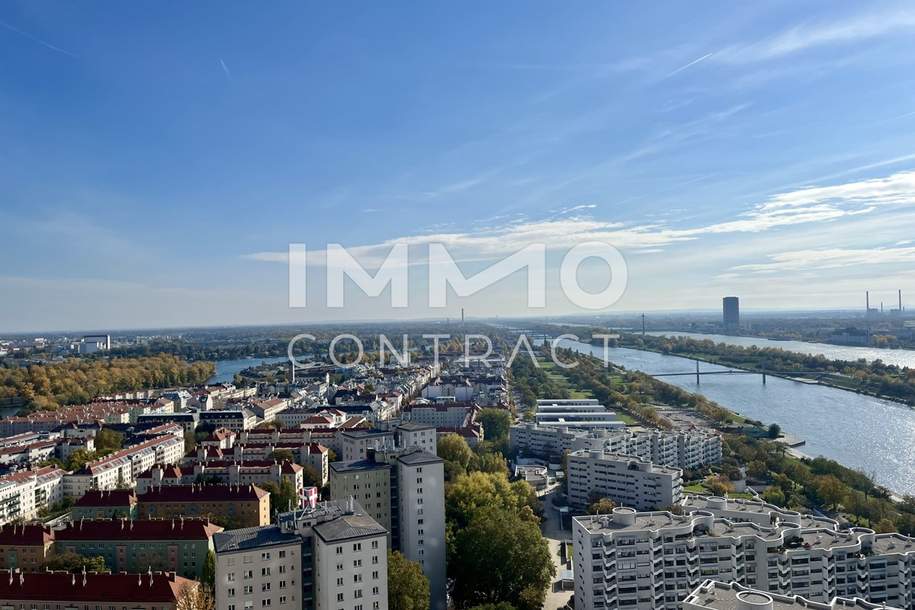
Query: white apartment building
567,450,683,511
393,422,437,456
511,423,722,469
215,525,305,610
216,501,389,610
313,514,389,610
683,580,903,610
573,505,915,610
63,433,184,498
0,466,65,525
329,448,447,610
535,399,625,430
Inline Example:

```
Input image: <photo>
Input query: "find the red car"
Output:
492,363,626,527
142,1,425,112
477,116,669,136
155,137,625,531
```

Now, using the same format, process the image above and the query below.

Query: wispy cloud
731,245,915,274
218,58,232,81
663,52,714,79
0,18,77,58
243,168,915,267
717,8,915,63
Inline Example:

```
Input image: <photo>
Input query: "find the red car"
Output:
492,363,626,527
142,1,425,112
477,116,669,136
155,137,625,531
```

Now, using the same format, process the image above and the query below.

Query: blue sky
3,1,915,332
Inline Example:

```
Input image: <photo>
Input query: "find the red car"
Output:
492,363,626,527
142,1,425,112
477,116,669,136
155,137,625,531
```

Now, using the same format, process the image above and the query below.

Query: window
261,552,271,561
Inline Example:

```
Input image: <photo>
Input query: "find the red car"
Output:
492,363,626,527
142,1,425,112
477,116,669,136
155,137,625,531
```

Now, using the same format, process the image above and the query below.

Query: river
555,338,915,497
648,331,915,368
207,356,289,384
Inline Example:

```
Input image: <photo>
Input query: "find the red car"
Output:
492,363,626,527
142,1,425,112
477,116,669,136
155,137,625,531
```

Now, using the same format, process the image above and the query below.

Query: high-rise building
566,450,683,511
215,500,389,610
330,448,447,610
723,296,740,330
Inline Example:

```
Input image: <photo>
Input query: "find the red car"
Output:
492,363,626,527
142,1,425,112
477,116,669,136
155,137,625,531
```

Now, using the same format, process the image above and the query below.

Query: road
541,488,574,610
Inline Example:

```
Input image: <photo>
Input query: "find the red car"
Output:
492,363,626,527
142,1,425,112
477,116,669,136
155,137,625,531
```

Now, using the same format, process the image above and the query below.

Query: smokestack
866,291,870,310
899,289,903,311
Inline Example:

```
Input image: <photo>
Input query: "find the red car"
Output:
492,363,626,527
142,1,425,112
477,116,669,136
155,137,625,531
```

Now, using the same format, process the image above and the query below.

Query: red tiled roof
57,518,222,541
0,524,53,546
0,570,193,603
73,489,138,508
139,484,268,502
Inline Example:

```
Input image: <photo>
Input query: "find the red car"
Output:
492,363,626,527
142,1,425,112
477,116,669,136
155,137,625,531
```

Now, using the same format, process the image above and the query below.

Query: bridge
650,360,827,384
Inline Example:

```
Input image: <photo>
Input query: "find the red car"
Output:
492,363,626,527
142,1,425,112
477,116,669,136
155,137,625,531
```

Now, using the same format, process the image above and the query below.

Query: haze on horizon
4,2,915,332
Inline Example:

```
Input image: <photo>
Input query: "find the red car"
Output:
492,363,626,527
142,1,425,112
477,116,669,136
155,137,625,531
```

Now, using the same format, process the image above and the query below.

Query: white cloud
242,168,915,269
731,245,915,274
717,8,915,63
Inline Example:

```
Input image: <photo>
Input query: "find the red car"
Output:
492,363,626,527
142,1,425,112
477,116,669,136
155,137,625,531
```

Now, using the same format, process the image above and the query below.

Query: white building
329,448,447,610
573,505,915,610
535,399,626,430
567,450,683,511
683,580,903,610
0,466,65,525
63,433,184,498
215,501,389,610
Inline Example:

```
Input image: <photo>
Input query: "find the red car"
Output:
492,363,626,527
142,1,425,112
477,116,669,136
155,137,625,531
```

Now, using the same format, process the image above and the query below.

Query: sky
3,1,915,332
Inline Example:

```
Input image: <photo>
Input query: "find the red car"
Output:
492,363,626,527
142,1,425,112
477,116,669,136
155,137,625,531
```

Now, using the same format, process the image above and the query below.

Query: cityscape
2,4,915,610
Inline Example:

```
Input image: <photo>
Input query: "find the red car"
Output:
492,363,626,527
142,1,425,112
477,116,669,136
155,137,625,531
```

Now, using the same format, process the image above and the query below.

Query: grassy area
538,358,639,424
683,481,754,500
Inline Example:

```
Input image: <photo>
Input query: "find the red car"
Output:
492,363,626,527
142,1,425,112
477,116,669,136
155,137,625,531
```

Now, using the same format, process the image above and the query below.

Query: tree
176,583,216,610
65,448,96,472
260,479,298,516
705,475,733,497
767,423,781,439
473,452,508,475
762,487,786,506
874,518,896,533
270,448,296,463
479,408,512,442
42,551,107,573
587,497,616,515
446,471,540,530
201,550,216,590
816,475,845,511
438,433,475,479
301,464,322,488
450,507,554,610
388,551,430,610
94,428,124,455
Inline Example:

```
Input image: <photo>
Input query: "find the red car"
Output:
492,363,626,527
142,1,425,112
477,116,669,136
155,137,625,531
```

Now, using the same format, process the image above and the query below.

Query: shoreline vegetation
510,346,915,536
0,354,215,413
589,332,915,407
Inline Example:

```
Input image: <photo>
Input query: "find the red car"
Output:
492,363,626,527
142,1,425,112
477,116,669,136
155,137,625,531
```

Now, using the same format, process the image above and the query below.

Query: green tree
874,518,896,533
816,475,845,510
587,497,616,515
450,507,554,610
762,487,786,506
66,449,96,472
260,479,298,516
388,551,430,610
270,448,296,463
42,551,107,573
94,428,124,455
438,433,475,479
473,452,508,476
201,550,216,590
446,471,540,530
479,408,512,442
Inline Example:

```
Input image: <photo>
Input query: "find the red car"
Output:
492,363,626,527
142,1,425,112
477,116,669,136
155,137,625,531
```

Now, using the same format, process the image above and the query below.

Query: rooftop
57,518,222,541
314,513,387,543
0,570,193,603
684,579,902,610
138,484,268,502
213,525,300,553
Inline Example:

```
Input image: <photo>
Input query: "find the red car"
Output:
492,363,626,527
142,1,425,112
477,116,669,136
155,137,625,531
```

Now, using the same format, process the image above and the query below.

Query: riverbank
611,340,915,408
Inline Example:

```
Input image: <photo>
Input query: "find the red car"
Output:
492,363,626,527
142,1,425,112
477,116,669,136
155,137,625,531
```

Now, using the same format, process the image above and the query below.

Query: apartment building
535,398,626,430
55,518,223,579
573,505,915,610
0,466,65,525
70,489,138,519
683,580,903,610
215,525,303,610
138,461,305,499
202,442,329,486
329,448,446,610
64,433,184,498
0,524,54,570
0,399,173,435
0,570,194,610
138,484,270,528
338,429,396,462
215,500,389,610
567,450,683,511
313,513,389,610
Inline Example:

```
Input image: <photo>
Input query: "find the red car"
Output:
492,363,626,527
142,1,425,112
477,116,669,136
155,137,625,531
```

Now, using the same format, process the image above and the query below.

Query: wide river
554,338,915,497
648,331,915,368
207,356,289,384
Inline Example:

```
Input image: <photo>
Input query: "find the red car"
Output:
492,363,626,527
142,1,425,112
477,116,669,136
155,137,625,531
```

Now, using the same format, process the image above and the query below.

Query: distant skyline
4,2,915,332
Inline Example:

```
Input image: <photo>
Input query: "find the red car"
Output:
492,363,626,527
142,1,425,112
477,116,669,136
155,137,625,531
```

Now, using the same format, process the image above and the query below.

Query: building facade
567,450,683,511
